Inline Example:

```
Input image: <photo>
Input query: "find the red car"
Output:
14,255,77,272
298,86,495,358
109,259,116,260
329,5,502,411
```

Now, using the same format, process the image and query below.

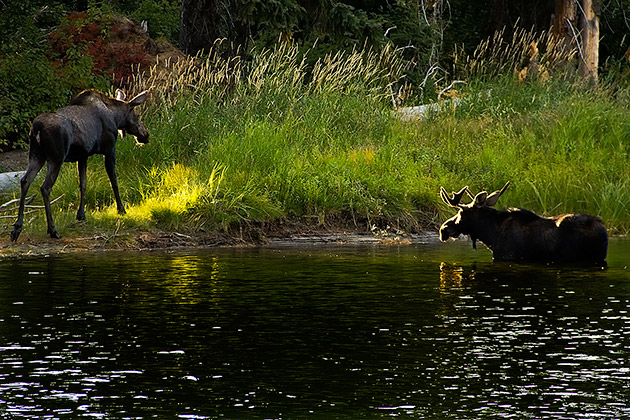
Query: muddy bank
0,223,439,257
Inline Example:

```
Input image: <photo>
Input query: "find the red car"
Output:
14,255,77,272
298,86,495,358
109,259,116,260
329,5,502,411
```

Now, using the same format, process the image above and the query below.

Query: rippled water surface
1,236,629,419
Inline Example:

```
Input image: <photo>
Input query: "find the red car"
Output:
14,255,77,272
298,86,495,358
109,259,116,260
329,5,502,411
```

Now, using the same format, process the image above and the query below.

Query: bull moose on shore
439,182,608,264
10,89,149,242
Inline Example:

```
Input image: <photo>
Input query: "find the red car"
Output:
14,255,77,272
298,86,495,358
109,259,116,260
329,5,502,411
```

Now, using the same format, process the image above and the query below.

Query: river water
1,236,629,419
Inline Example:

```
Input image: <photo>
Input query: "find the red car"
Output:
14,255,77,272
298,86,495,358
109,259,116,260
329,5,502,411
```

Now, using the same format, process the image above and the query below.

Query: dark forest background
1,0,629,151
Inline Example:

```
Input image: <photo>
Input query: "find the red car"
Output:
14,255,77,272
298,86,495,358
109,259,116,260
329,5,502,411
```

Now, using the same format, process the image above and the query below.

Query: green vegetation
0,6,153,150
3,35,630,242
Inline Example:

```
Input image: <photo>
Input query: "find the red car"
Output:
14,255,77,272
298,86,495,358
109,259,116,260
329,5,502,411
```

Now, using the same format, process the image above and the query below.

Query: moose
439,182,608,264
10,89,149,241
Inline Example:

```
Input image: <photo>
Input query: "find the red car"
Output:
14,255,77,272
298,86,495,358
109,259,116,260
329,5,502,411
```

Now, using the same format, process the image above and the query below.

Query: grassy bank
3,41,630,243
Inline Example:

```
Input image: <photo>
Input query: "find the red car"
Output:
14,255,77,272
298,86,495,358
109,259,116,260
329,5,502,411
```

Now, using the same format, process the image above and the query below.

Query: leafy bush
49,11,149,87
0,51,72,151
0,2,72,150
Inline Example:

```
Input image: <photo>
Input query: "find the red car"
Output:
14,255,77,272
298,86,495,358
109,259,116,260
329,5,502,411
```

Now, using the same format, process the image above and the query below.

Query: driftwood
0,194,65,219
394,98,462,121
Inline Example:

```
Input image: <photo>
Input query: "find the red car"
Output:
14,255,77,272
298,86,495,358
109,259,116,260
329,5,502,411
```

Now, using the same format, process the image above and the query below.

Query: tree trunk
578,0,600,84
492,0,509,29
552,0,577,51
552,0,600,84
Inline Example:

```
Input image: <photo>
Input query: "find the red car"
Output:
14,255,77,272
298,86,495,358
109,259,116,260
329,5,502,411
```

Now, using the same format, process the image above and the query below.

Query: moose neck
468,207,505,251
111,107,128,130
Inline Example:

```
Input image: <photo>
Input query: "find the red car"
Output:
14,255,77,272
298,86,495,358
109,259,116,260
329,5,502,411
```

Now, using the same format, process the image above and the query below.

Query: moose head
439,182,510,249
115,89,149,144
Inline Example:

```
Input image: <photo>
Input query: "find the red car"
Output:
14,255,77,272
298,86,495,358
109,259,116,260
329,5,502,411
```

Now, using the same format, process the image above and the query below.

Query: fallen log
0,171,25,192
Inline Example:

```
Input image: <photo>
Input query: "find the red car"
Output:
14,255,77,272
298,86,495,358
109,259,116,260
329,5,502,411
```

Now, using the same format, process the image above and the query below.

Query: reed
128,38,244,111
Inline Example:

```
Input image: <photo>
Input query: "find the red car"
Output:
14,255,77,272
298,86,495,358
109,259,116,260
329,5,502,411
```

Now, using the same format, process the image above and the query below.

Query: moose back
10,89,149,241
439,182,608,265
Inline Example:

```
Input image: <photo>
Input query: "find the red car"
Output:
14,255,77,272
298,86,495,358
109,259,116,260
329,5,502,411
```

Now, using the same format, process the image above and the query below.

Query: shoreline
0,227,440,257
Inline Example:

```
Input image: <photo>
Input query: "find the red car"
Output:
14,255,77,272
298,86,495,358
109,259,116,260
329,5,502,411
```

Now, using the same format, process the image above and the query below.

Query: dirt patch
0,149,28,172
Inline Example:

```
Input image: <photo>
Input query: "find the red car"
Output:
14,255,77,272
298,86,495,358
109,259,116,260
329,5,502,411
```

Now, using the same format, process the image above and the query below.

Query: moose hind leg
41,162,62,239
10,158,44,241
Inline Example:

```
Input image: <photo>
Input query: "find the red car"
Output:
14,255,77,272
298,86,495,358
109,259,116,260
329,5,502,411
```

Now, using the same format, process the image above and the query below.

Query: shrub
49,11,150,87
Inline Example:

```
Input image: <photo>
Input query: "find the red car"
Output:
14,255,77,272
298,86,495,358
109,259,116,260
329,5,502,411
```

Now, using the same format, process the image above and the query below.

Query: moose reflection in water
11,89,149,241
439,182,608,265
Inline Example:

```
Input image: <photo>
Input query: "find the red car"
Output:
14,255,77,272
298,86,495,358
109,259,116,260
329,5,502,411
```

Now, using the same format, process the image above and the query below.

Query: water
1,236,629,419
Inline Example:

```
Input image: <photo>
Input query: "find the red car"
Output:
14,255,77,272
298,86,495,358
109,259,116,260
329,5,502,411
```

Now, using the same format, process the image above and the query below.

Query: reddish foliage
48,12,150,86
100,43,151,82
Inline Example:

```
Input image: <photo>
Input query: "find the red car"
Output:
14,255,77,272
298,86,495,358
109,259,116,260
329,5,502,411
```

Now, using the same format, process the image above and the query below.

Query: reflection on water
436,259,630,418
1,237,629,418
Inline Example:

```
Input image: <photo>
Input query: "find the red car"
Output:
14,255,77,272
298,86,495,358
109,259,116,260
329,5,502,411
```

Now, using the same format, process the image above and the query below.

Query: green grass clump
3,37,630,241
410,77,630,233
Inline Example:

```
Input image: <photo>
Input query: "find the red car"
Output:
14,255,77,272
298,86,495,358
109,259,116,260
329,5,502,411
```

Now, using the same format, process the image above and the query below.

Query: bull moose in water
10,89,149,241
439,182,608,264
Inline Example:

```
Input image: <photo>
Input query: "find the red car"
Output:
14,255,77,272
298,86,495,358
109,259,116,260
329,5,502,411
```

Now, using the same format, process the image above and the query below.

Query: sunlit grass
124,163,202,228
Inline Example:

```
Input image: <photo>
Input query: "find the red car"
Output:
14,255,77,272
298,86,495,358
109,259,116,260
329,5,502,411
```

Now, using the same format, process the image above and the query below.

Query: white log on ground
0,171,24,192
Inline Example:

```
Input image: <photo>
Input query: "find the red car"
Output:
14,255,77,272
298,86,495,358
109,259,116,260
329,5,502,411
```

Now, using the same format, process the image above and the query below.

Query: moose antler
440,186,469,208
484,181,510,207
470,181,510,207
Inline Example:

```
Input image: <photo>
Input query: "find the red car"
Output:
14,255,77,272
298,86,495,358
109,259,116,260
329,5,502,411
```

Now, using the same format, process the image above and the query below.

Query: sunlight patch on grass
121,163,223,230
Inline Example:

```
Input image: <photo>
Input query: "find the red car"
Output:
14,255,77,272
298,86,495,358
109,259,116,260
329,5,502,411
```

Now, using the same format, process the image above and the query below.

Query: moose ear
439,187,451,206
128,91,149,107
473,191,488,207
116,89,126,101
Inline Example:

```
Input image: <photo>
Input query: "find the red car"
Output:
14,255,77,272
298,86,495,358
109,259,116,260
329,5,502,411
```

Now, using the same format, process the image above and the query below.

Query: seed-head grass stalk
245,41,307,100
310,43,406,100
453,25,577,81
128,38,244,113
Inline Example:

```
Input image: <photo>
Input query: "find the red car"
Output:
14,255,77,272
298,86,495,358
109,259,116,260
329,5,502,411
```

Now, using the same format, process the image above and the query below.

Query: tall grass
4,34,630,241
404,80,630,233
452,26,577,81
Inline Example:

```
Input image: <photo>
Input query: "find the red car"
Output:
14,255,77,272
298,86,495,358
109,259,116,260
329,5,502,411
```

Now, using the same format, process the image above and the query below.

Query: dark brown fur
439,183,608,265
11,89,149,241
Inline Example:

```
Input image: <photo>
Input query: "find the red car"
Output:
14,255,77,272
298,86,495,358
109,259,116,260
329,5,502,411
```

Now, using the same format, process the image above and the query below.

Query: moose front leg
104,153,125,215
76,158,87,221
